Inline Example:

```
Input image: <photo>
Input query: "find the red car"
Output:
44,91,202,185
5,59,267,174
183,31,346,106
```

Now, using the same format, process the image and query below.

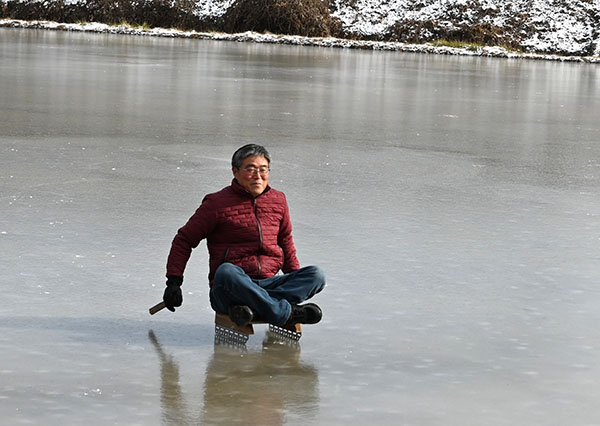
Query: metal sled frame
214,313,302,344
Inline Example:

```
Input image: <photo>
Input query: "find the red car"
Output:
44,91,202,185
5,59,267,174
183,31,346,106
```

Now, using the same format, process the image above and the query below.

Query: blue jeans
210,263,326,326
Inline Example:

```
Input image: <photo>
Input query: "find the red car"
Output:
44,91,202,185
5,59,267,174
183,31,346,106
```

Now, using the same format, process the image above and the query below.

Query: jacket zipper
222,248,230,263
253,198,263,275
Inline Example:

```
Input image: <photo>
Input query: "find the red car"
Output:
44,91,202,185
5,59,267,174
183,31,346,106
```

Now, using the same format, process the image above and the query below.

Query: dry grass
384,19,522,51
0,0,222,32
1,0,345,36
222,0,341,37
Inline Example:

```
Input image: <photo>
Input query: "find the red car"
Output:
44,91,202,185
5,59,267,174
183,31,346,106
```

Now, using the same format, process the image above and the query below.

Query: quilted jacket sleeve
166,195,218,278
278,195,300,273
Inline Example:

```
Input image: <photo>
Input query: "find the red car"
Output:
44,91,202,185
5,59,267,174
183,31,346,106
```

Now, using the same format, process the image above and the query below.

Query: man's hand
163,276,183,312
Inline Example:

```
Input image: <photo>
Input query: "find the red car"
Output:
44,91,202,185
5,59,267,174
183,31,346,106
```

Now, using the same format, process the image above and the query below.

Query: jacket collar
231,178,271,198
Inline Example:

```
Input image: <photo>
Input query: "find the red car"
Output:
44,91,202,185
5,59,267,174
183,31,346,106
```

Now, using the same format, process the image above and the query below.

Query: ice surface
1,28,600,425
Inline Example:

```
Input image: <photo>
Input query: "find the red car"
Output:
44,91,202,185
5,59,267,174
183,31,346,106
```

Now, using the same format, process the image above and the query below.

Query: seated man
163,144,325,327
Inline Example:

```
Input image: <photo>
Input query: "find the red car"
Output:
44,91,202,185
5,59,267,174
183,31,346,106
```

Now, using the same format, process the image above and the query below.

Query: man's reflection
148,330,192,425
149,330,319,426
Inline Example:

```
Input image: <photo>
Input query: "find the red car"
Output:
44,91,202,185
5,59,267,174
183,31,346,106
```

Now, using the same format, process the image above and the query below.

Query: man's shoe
287,303,322,325
229,305,254,327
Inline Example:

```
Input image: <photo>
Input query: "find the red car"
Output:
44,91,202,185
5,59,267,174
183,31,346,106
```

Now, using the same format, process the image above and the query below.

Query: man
162,144,325,327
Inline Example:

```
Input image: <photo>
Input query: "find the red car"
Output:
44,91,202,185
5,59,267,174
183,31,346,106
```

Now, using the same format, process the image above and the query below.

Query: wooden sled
148,302,302,345
214,313,302,344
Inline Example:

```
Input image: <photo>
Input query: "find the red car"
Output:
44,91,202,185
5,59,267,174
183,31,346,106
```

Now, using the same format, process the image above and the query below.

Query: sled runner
214,313,302,344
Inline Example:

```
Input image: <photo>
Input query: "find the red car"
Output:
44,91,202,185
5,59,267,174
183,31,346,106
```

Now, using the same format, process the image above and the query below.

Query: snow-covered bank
1,18,599,63
331,0,600,56
2,0,600,57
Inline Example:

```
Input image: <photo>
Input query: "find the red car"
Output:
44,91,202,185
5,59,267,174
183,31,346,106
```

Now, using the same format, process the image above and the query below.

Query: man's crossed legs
210,263,325,326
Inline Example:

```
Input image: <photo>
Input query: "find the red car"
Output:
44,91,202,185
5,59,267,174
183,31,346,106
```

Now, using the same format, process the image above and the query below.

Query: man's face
233,155,270,197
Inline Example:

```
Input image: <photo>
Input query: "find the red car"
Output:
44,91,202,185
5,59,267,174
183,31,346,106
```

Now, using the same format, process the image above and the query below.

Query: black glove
163,276,183,312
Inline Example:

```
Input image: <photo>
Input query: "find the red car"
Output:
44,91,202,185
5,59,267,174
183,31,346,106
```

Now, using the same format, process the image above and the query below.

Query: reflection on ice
149,330,319,426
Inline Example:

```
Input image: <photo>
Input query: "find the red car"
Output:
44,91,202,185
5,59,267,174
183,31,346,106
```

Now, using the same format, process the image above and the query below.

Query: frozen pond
1,27,600,425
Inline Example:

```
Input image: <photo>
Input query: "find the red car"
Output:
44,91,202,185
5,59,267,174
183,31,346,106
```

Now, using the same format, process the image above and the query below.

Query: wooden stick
149,301,166,315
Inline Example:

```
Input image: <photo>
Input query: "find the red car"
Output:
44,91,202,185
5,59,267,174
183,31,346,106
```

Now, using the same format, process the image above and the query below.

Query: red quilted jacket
166,179,300,284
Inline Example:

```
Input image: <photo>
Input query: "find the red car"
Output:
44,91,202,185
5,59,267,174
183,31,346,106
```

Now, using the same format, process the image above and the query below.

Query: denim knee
213,262,240,284
305,265,326,292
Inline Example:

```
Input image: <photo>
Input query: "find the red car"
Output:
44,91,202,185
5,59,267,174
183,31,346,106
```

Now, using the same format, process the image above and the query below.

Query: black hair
231,144,271,169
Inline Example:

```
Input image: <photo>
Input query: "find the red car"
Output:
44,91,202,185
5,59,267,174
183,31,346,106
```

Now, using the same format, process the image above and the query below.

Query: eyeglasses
240,166,270,176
